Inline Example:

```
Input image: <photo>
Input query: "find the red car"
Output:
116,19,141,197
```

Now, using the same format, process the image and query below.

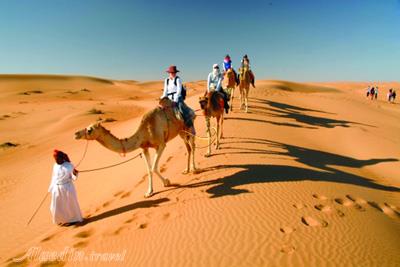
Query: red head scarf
53,149,70,163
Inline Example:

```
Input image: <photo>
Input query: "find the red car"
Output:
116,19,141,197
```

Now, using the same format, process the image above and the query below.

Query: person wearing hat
48,150,83,225
161,65,196,131
207,63,230,113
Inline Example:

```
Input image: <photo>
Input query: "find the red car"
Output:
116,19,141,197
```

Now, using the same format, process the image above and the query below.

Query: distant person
239,54,255,88
387,88,396,103
48,150,83,226
207,63,229,113
223,54,239,85
375,86,378,99
223,54,232,72
161,65,196,132
369,86,375,100
366,85,371,97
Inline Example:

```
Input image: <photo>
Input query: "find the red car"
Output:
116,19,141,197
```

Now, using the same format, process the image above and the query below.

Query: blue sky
0,0,399,81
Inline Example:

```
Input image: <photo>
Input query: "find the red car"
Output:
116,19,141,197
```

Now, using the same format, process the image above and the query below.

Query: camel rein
75,129,142,173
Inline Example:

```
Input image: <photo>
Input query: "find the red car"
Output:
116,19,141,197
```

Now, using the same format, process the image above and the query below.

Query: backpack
166,76,187,100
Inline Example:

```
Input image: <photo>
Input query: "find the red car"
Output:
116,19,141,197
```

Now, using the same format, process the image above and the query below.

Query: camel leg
189,135,198,173
205,116,211,157
220,113,224,139
142,148,154,198
230,87,234,111
216,116,220,150
239,86,245,110
152,144,171,187
239,86,242,109
180,132,192,174
245,86,249,113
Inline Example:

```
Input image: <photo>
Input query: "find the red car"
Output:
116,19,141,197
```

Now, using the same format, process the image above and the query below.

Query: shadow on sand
181,137,399,198
79,198,170,225
226,97,374,129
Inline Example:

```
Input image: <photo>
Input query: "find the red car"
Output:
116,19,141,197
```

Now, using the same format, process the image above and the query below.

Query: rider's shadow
239,97,375,129
182,138,399,198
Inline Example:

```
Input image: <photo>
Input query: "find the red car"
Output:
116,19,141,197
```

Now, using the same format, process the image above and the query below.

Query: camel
238,66,255,113
199,91,225,157
222,68,237,111
74,97,197,198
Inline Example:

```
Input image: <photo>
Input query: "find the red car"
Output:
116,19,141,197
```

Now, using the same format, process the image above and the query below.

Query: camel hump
209,91,224,111
159,97,174,109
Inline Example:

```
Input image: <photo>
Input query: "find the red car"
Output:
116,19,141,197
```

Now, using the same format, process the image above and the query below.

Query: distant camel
74,98,197,198
238,66,255,112
199,91,224,157
222,68,237,111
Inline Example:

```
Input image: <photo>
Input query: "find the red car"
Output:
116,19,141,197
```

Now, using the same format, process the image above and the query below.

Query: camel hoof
192,168,200,174
204,153,211,158
144,191,154,198
182,169,189,174
163,179,171,187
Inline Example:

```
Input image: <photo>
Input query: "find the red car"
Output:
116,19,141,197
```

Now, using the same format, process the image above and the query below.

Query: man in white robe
48,150,83,225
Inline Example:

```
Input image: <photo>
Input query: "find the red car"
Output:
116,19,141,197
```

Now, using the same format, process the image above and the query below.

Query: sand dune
0,75,399,266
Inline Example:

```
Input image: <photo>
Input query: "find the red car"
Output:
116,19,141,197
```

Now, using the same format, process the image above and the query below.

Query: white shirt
48,162,77,192
207,72,222,92
162,76,182,102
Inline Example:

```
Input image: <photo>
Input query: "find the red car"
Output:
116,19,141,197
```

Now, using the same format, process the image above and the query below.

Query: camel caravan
74,55,255,199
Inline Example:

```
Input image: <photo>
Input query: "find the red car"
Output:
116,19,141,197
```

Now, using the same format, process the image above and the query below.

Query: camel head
199,96,208,110
74,123,103,140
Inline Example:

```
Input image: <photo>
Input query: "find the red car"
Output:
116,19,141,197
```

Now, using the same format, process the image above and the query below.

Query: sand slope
0,76,399,266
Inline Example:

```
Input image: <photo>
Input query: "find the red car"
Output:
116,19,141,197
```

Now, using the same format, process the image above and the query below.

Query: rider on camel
162,65,196,133
207,63,230,114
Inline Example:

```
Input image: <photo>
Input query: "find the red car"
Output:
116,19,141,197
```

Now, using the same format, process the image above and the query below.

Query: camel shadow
79,198,170,225
237,97,375,129
181,137,399,197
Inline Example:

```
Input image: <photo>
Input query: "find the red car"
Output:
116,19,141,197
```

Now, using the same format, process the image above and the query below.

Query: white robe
48,162,83,224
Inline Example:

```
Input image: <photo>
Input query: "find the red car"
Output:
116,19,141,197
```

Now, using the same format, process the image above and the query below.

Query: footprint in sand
368,201,400,219
41,233,57,243
166,156,173,163
120,192,131,199
138,223,148,229
73,241,88,248
293,203,307,209
346,195,367,205
312,194,329,201
113,191,124,197
102,201,112,208
280,226,296,234
280,244,296,254
314,204,332,213
134,175,147,188
315,204,345,217
335,198,365,211
74,229,93,239
384,203,400,215
301,216,328,227
124,218,135,224
114,226,129,235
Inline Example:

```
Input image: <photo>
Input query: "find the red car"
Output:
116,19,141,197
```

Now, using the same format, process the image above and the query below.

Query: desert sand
0,74,399,266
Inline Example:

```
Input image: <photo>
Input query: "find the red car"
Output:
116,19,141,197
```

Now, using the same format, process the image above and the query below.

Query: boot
224,102,229,114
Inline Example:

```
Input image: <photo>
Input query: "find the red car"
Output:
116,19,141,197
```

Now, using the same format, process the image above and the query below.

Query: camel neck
95,126,142,154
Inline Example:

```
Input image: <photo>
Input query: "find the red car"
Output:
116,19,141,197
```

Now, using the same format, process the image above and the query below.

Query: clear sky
0,0,399,82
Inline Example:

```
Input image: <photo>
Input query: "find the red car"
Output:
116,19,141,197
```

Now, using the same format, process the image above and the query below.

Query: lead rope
78,153,142,173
